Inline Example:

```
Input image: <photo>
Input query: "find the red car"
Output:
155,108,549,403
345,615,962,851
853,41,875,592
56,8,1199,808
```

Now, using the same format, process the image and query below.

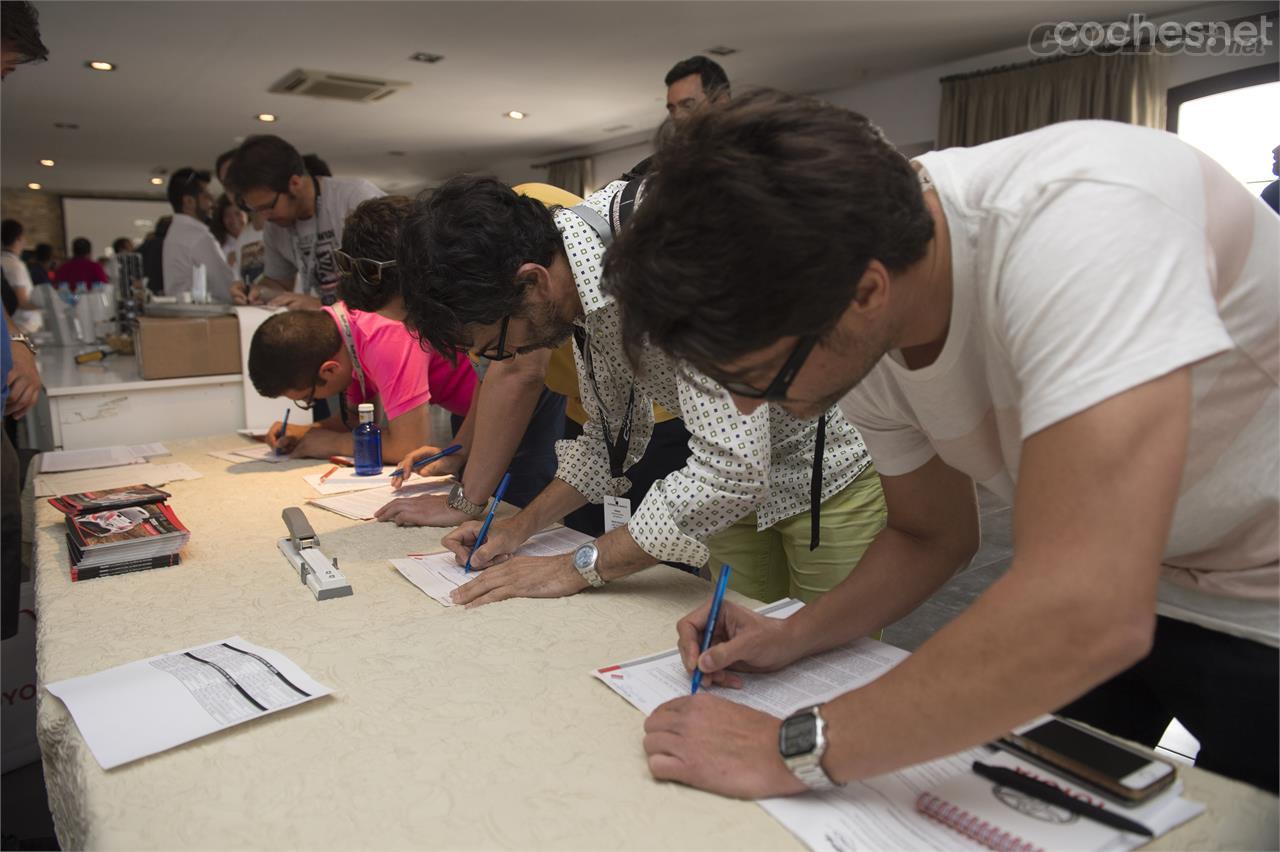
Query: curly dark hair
397,175,562,359
603,88,933,372
1,1,48,67
336,196,412,312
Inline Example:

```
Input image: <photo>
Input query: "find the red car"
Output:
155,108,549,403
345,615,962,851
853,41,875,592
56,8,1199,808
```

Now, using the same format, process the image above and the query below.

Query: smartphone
998,717,1176,804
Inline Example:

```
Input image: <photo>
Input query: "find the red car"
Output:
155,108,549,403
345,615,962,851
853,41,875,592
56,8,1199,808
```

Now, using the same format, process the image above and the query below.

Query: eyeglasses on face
238,190,282,216
292,382,320,411
715,335,819,401
474,316,514,362
334,250,396,286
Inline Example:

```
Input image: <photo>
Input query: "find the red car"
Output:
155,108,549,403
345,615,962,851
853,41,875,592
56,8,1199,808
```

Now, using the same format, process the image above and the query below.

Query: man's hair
71,237,92,258
603,89,933,371
225,135,305,195
111,237,131,254
1,219,22,247
247,310,343,397
166,167,210,213
397,176,562,357
215,147,239,184
337,195,412,311
1,1,48,66
302,153,332,177
34,242,52,262
664,55,730,98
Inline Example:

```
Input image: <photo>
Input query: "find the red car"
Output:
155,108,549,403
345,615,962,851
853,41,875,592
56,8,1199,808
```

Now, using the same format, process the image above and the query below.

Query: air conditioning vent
269,69,410,103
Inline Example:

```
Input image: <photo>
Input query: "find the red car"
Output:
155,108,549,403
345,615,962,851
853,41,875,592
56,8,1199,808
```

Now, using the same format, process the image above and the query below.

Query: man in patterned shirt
395,175,886,608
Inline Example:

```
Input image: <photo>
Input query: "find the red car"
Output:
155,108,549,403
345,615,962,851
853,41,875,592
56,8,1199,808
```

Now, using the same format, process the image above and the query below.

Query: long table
31,436,1279,849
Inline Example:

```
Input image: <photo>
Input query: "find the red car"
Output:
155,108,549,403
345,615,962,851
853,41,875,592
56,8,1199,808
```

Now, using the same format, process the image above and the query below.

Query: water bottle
352,403,382,475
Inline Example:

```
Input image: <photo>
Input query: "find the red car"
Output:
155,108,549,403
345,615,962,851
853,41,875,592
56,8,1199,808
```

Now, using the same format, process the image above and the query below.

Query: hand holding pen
390,444,463,484
691,566,732,694
465,472,511,574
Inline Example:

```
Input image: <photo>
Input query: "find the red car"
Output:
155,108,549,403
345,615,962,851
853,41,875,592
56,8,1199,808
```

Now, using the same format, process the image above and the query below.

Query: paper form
302,465,401,495
129,442,170,458
593,602,1204,851
34,462,202,497
38,445,145,473
308,479,452,520
391,526,594,606
45,636,332,770
236,428,270,438
207,445,290,465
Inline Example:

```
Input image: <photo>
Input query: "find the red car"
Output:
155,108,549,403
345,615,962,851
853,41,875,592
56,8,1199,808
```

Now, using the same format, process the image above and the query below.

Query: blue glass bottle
353,403,382,475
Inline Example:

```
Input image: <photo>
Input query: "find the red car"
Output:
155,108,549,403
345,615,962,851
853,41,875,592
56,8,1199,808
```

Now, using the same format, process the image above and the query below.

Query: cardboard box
135,315,242,380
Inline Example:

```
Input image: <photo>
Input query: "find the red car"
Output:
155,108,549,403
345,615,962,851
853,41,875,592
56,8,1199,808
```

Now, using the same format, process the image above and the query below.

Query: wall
0,188,65,258
61,197,173,259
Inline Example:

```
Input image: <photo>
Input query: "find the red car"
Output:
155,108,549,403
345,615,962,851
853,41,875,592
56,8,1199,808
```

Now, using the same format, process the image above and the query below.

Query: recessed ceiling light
150,177,164,185
256,113,277,123
27,182,41,190
504,110,526,120
39,159,55,167
409,52,444,64
86,60,116,71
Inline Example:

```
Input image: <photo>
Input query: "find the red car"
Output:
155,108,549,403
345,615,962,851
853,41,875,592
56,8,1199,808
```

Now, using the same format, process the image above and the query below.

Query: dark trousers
450,387,567,511
561,418,693,538
2,428,22,640
1057,615,1278,793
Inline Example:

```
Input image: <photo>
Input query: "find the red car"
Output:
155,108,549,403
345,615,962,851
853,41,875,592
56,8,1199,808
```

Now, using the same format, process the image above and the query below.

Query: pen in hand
691,565,732,694
464,472,510,574
274,409,291,455
390,444,462,479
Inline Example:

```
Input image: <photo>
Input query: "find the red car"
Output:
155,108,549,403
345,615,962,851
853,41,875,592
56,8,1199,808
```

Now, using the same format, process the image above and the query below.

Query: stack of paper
303,466,401,495
207,445,290,465
308,478,453,520
38,443,170,473
34,462,202,498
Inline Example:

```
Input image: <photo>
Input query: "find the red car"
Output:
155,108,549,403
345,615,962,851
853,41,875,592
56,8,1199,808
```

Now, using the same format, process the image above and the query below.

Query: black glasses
717,335,818,400
474,316,514,362
334,250,396,286
238,191,281,216
292,383,319,411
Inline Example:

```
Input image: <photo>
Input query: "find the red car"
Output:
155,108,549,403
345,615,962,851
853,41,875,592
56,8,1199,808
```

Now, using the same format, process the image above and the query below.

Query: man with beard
161,167,239,302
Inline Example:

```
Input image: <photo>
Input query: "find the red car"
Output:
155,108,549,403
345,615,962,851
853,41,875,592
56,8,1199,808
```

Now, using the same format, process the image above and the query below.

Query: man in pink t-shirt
247,302,477,463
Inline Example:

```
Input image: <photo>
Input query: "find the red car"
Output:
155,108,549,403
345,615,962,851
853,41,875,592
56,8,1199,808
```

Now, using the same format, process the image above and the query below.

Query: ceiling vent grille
269,69,410,103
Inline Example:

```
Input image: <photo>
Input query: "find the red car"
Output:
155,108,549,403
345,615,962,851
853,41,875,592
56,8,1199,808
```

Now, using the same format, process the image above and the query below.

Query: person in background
26,242,53,286
210,194,246,268
111,237,134,255
1261,143,1278,214
161,167,238,302
52,237,108,288
249,300,477,464
216,147,267,286
226,135,383,309
1,219,42,332
302,153,332,177
137,218,169,295
664,55,730,122
2,0,48,644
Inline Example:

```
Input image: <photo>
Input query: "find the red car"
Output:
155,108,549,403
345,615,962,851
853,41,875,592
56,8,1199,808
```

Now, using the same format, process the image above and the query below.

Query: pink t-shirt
323,304,477,420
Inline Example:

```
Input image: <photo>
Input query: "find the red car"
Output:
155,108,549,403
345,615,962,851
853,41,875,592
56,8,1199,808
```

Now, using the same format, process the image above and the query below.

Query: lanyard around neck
332,303,368,399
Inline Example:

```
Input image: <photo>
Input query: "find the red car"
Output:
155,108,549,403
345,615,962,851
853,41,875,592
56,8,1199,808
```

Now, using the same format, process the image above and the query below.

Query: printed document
304,465,399,494
34,462,202,497
45,636,331,770
39,443,170,473
208,444,290,465
392,527,593,606
309,478,452,520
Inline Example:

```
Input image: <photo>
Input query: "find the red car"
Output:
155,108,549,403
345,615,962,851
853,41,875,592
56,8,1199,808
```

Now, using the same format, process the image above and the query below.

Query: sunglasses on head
334,250,396,286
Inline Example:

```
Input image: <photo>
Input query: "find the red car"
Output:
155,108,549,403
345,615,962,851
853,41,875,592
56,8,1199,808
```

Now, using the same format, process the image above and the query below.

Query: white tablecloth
30,436,1278,849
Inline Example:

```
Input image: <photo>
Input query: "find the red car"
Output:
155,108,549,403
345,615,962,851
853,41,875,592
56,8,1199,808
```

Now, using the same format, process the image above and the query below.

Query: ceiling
2,0,1204,196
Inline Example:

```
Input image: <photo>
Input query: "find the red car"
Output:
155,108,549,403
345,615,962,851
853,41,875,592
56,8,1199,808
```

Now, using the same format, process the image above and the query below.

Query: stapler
277,507,353,600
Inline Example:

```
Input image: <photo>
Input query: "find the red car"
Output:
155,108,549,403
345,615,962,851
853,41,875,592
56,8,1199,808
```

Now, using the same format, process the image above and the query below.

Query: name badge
603,495,632,533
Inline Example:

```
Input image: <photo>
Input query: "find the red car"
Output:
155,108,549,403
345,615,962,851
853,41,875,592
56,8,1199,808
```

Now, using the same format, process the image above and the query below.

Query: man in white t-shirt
604,90,1278,795
224,135,383,310
0,218,42,333
161,167,239,302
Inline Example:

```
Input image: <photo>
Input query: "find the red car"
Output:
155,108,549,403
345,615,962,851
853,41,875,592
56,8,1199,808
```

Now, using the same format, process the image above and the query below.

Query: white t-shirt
220,235,238,268
236,222,266,286
0,250,42,332
161,213,238,302
839,120,1278,646
262,176,384,303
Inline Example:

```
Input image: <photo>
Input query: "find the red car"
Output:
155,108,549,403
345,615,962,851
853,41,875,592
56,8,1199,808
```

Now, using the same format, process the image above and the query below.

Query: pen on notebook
318,465,339,483
390,444,462,479
464,472,510,574
327,455,353,467
690,565,732,694
274,409,291,455
971,761,1154,837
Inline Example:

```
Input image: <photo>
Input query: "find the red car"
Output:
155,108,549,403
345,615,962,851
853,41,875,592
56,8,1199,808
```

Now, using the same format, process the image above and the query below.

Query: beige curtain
938,51,1167,148
546,157,594,197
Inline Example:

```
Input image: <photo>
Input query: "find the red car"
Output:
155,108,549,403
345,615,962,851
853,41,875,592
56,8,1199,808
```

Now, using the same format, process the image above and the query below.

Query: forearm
821,560,1154,782
510,478,589,538
596,524,663,581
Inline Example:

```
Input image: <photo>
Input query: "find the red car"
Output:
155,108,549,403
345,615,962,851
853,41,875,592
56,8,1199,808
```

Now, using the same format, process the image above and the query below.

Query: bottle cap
358,403,374,414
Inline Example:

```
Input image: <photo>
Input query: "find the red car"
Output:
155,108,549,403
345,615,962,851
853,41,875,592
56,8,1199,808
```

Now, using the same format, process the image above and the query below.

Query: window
1168,62,1279,195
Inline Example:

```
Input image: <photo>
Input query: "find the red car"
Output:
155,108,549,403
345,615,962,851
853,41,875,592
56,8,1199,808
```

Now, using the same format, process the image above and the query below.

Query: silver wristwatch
9,332,37,355
780,705,842,790
571,542,606,588
446,481,486,519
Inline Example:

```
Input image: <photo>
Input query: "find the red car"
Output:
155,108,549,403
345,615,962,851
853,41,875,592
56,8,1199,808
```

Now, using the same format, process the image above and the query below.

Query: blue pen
690,565,732,694
464,472,511,574
389,443,462,479
274,408,291,455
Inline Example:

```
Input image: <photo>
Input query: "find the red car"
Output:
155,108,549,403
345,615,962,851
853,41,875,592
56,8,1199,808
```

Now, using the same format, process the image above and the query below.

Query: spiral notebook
915,750,1203,852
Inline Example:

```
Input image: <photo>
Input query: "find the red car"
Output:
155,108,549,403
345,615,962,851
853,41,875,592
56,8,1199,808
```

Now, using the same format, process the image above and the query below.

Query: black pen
972,761,1154,837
